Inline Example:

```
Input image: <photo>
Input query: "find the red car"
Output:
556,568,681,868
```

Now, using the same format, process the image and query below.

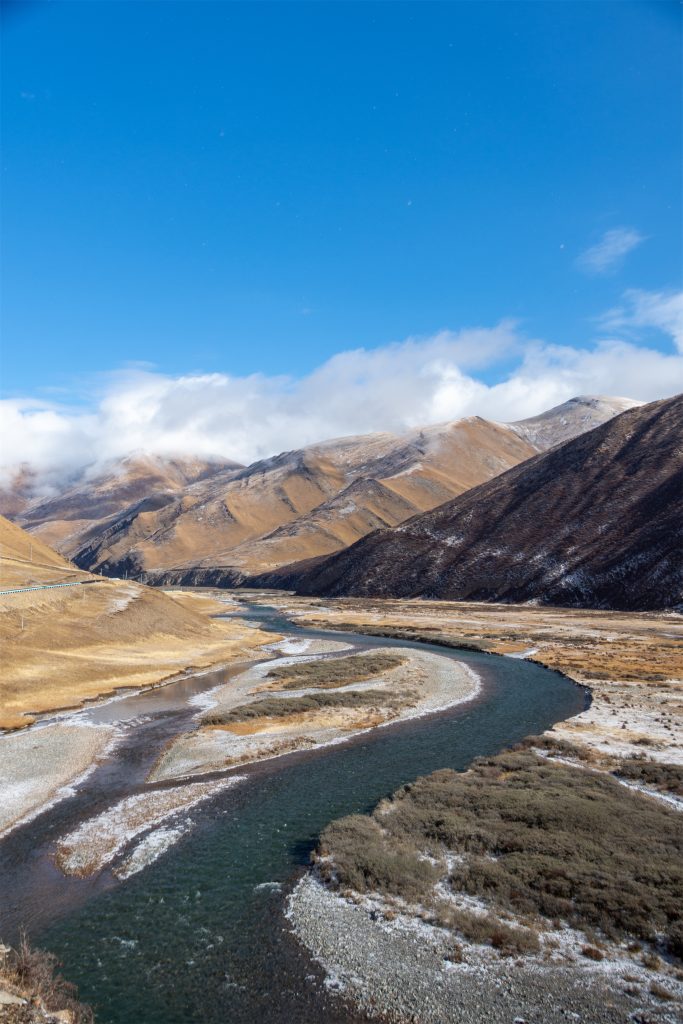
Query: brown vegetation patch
0,934,93,1023
262,652,405,690
202,687,415,727
317,750,683,958
614,759,683,796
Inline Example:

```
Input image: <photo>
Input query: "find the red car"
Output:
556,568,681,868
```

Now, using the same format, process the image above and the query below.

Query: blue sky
1,1,682,477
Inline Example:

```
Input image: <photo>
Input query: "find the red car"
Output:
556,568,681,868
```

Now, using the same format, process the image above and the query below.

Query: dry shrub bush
614,760,683,796
431,903,540,956
318,815,439,900
318,750,683,959
516,734,593,761
3,933,94,1023
266,652,405,690
203,687,412,726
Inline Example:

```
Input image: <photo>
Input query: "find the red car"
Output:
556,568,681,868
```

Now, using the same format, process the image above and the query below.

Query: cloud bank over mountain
2,289,682,492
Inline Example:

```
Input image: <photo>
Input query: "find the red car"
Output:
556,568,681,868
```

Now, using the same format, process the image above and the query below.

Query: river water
0,602,587,1023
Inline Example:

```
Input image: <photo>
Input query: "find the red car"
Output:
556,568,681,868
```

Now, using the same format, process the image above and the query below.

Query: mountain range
4,395,639,586
261,394,682,611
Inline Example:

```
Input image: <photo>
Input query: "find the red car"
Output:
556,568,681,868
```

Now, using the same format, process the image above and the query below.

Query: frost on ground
287,876,683,1024
56,775,243,876
263,637,353,656
0,723,115,836
114,823,190,879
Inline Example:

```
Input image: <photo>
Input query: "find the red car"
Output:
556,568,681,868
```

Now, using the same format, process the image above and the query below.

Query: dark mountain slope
261,394,682,611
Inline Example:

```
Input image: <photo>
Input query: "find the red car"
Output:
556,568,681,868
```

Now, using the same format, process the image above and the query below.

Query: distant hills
264,394,682,611
2,395,638,584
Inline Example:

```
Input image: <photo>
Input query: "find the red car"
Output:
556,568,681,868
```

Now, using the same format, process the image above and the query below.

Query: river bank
275,595,682,1023
0,581,274,730
255,593,682,767
149,639,480,783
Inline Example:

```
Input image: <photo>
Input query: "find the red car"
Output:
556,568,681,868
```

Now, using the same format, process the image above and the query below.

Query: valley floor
1,590,681,1022
0,586,276,835
262,593,683,767
259,593,683,1023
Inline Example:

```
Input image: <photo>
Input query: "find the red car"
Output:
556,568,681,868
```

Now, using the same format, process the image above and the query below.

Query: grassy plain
0,518,275,728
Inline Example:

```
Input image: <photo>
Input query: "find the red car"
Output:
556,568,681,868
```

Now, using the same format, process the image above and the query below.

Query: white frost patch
107,584,140,614
0,724,118,837
114,823,190,879
264,638,313,655
613,776,683,811
505,647,540,659
56,775,244,876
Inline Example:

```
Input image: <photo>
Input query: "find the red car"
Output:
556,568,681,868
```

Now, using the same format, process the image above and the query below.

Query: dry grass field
0,517,274,729
258,594,683,765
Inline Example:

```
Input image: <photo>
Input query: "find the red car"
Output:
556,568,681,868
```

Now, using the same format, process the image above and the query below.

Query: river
0,600,587,1023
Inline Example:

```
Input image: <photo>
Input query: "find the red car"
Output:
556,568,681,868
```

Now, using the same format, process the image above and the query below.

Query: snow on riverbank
56,775,244,876
0,723,117,837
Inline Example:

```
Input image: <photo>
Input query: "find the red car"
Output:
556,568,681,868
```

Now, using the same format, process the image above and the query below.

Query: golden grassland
0,580,273,729
255,594,683,764
0,516,276,729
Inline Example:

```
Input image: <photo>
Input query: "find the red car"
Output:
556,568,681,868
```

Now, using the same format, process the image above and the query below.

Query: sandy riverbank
0,723,116,837
149,641,480,782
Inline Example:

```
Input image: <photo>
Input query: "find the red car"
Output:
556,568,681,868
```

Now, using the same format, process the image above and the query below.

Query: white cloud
576,227,645,275
1,302,682,493
599,288,683,352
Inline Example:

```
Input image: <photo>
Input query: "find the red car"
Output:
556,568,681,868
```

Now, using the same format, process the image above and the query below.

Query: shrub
318,815,439,899
614,760,683,797
2,933,94,1023
650,982,676,1001
317,748,683,959
265,652,405,690
203,686,413,726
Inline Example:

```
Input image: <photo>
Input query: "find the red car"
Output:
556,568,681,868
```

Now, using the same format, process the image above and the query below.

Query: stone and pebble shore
287,876,683,1024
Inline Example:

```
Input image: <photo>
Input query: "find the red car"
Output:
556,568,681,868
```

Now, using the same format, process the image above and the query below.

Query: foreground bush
1,934,94,1023
318,750,683,958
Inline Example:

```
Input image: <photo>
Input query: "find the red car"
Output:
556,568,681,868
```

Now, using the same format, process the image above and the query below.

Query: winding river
0,601,587,1024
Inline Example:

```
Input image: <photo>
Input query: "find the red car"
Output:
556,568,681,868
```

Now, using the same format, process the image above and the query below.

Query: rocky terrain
266,394,682,611
2,396,636,584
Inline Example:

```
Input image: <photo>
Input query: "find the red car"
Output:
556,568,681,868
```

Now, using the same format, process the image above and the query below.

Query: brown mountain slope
137,416,541,582
0,514,79,587
8,395,637,581
0,515,269,728
261,394,682,611
15,453,241,558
